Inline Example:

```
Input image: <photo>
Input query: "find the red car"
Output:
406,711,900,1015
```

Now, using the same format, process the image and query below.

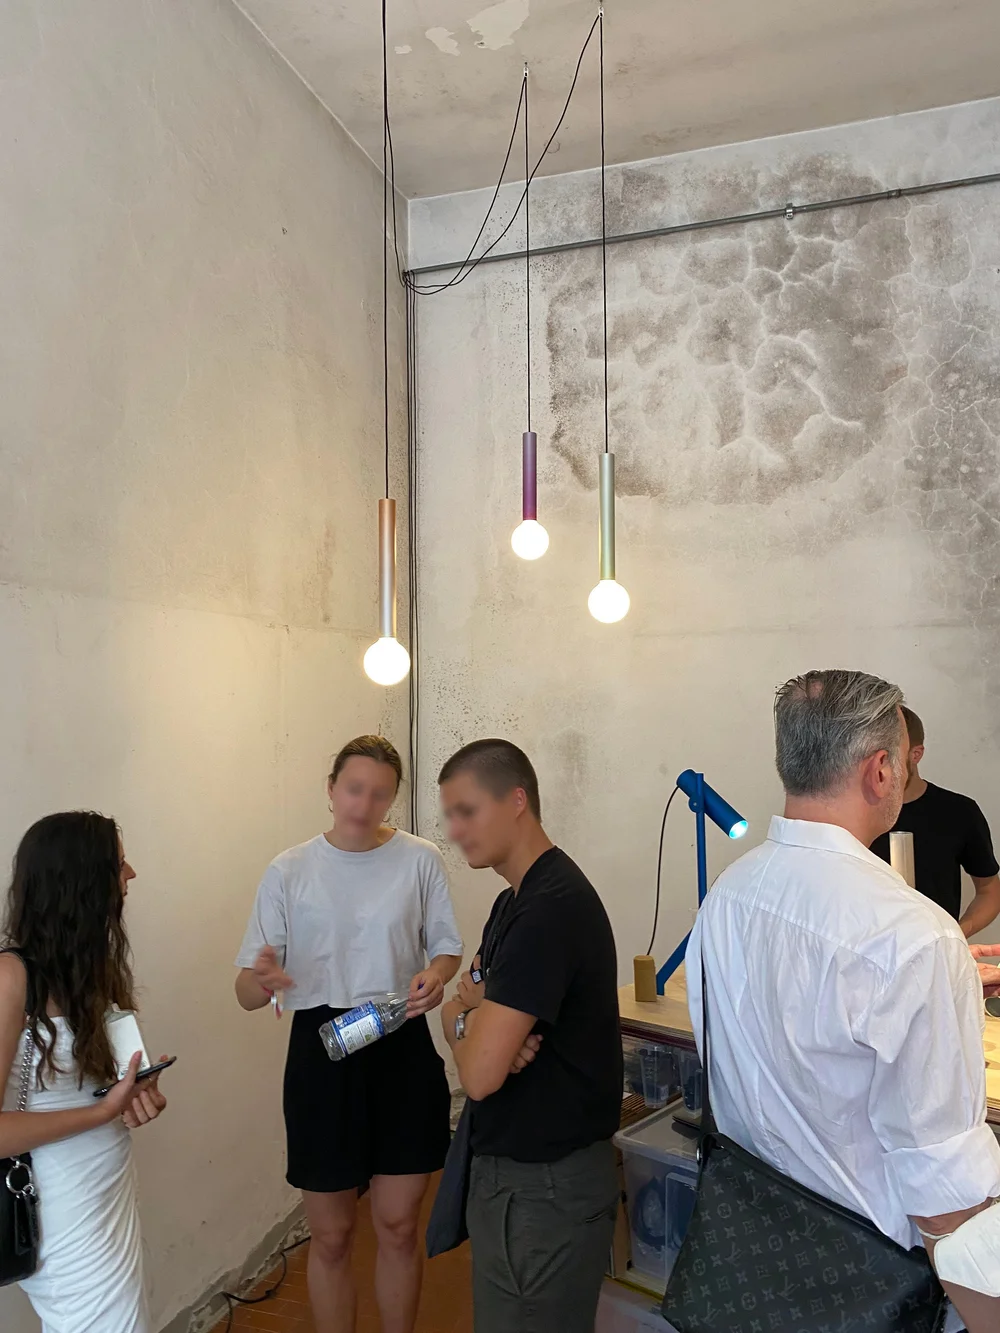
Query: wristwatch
455,1010,470,1040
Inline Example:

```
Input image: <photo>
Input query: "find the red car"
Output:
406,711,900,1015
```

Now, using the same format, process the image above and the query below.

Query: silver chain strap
6,1028,37,1199
14,1028,34,1115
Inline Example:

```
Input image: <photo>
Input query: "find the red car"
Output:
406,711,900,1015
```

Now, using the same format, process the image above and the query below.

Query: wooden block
633,955,657,1003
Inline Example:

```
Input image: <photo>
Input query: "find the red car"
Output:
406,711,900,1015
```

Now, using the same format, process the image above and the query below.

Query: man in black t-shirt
871,706,1000,935
438,739,622,1333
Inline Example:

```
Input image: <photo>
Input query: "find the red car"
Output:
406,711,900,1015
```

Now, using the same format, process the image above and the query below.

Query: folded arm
868,939,1000,1333
960,875,1000,940
442,997,536,1102
913,1202,1000,1332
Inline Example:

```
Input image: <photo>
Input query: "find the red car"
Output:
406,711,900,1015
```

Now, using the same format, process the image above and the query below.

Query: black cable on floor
220,1233,310,1331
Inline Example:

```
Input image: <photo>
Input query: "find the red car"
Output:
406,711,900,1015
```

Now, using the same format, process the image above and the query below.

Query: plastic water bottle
319,994,408,1061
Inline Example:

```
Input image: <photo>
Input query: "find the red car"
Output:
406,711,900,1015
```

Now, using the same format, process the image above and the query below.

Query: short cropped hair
438,739,541,820
774,670,903,798
901,705,924,748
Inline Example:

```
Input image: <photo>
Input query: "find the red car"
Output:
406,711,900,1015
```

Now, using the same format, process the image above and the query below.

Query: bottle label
334,1002,386,1055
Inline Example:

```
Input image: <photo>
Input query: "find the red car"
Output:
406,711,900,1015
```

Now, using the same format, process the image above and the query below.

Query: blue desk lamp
655,769,748,994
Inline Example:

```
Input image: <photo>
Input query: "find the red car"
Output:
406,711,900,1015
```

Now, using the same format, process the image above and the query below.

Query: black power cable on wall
406,278,420,835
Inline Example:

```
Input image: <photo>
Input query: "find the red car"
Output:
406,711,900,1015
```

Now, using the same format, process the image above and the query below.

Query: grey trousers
466,1140,618,1333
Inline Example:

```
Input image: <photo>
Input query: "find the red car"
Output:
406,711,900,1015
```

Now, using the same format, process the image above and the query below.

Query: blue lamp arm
654,769,746,994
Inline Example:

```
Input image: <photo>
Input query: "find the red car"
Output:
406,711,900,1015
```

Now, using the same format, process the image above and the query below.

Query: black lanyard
481,889,515,977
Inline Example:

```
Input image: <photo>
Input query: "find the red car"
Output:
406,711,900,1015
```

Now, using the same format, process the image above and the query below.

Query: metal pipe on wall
406,170,1000,280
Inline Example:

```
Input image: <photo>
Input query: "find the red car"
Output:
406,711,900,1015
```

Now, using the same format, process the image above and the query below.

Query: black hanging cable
384,103,405,287
648,785,680,956
524,64,531,432
406,13,601,298
433,13,600,289
381,0,390,497
406,277,420,833
383,15,600,304
380,11,602,827
383,46,408,290
599,7,609,454
402,78,526,296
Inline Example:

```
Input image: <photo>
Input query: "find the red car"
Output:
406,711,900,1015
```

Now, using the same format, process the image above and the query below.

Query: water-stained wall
0,1,406,1327
410,97,1000,970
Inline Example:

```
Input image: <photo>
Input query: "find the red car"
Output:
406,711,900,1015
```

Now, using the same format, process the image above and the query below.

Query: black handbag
425,1099,473,1259
425,893,515,1259
0,1023,39,1286
661,953,947,1333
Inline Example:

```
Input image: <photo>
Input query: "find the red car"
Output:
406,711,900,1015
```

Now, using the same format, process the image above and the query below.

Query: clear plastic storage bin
613,1104,699,1294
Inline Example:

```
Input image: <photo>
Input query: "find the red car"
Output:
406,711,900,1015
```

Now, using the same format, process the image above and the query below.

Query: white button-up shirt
689,816,1000,1286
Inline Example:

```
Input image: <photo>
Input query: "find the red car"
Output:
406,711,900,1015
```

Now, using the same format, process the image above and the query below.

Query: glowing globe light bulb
511,519,550,561
363,636,411,687
588,578,630,624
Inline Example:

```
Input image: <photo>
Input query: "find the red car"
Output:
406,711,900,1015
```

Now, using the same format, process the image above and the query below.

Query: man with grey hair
688,669,1000,1332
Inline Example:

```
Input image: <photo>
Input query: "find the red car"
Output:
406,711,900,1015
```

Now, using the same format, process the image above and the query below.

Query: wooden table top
619,970,695,1043
620,968,1000,1123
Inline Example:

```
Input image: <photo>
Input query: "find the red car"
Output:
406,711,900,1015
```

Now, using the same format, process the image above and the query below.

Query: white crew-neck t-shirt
235,829,463,1010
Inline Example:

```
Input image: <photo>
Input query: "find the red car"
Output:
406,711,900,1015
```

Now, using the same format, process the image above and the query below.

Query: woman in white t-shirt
235,735,462,1333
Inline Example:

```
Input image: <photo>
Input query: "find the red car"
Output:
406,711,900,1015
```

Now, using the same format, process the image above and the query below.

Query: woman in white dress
0,812,168,1332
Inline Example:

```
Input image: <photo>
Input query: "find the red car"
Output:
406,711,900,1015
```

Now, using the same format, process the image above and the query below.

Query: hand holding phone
122,1054,171,1130
96,1051,143,1123
94,1056,176,1099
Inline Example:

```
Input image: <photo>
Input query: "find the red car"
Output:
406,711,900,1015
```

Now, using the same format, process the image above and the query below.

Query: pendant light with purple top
510,67,550,563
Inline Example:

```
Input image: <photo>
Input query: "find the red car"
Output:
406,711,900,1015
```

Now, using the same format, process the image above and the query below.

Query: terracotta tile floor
215,1179,472,1332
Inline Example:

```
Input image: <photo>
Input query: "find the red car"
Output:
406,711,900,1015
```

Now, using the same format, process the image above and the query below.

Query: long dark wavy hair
5,812,136,1088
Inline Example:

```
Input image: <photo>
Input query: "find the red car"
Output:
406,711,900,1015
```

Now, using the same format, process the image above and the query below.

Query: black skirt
283,1006,452,1194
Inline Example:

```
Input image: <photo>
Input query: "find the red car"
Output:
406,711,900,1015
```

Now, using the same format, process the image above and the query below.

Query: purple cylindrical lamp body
521,431,538,521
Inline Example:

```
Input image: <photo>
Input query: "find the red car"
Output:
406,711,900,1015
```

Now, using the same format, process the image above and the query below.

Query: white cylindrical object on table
890,831,915,888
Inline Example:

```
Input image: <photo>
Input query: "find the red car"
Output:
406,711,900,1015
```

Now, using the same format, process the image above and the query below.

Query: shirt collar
767,815,893,874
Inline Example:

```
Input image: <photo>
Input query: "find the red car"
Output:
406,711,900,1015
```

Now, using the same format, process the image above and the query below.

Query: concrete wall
409,97,1000,979
0,1,407,1328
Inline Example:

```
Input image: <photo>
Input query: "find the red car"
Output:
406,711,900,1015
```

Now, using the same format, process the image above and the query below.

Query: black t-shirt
871,782,999,920
469,847,623,1163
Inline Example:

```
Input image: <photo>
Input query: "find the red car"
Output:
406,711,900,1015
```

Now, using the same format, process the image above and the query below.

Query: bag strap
698,939,714,1137
481,889,514,975
14,1030,34,1115
0,949,36,1116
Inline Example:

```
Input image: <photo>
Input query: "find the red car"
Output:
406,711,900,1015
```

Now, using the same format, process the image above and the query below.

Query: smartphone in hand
93,1056,177,1099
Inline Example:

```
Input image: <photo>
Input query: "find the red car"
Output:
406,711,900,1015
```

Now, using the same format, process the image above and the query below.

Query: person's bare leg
369,1174,431,1333
302,1189,359,1333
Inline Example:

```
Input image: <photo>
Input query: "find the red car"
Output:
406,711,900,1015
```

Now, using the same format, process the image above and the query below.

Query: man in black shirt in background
438,739,622,1333
872,706,1000,935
